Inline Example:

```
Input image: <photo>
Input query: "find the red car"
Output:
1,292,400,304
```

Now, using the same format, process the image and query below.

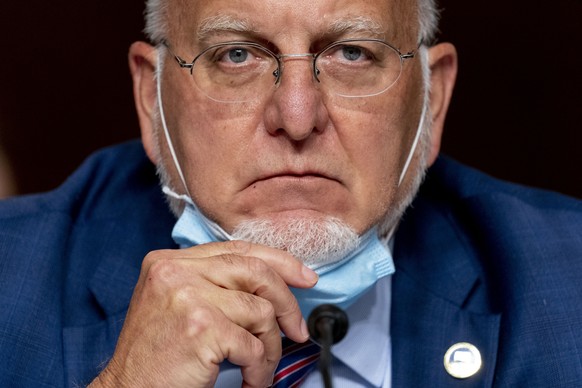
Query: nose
263,56,330,141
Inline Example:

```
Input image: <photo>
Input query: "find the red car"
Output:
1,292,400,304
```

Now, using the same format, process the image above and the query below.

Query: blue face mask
290,228,394,317
164,187,395,317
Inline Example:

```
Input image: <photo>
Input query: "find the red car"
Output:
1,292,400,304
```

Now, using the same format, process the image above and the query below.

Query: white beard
231,216,360,268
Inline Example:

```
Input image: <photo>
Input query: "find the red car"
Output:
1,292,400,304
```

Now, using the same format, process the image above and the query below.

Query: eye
341,46,364,61
226,48,249,63
201,43,275,78
208,44,271,69
323,43,375,65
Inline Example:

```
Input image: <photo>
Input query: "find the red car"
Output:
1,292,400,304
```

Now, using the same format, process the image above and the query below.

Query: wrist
88,358,125,388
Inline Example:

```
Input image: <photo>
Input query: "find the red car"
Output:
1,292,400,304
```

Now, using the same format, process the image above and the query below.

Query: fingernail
301,318,309,340
302,265,318,284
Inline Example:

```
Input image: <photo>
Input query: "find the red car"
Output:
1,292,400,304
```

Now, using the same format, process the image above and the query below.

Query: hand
89,240,318,388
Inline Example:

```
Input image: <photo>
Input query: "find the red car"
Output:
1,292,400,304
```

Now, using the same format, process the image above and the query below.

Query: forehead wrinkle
197,14,257,42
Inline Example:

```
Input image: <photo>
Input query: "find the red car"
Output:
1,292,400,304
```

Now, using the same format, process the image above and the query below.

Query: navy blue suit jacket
1,141,581,387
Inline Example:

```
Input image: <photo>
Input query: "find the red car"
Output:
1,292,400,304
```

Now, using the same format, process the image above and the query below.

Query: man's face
149,0,435,235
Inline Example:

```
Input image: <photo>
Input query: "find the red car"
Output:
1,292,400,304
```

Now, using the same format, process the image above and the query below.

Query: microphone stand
307,304,349,388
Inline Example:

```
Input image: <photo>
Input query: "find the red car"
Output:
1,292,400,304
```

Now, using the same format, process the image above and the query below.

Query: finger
210,288,283,369
140,245,312,342
220,323,276,388
179,240,318,288
198,310,278,388
198,254,309,343
182,303,275,388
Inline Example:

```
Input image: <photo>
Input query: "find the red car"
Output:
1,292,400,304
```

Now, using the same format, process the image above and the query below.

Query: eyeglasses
162,39,419,102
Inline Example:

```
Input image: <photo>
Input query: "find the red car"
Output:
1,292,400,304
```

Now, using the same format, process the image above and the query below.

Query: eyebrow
196,14,387,44
197,15,257,42
327,16,386,39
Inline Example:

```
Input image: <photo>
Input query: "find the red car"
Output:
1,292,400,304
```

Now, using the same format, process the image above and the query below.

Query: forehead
167,0,417,45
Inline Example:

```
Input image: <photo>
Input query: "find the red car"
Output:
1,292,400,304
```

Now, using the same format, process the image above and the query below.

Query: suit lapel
62,248,141,386
391,193,501,387
61,200,177,386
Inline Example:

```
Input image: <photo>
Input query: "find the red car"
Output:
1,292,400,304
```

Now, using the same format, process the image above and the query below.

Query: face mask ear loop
398,93,429,187
156,49,192,199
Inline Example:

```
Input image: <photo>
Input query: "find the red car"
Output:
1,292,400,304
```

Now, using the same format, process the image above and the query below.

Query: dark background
0,1,580,198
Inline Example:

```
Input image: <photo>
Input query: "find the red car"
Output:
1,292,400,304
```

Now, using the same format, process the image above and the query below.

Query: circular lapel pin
444,342,482,379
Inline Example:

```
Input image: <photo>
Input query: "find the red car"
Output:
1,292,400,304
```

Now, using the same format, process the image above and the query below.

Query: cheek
330,99,408,181
327,97,419,227
163,93,263,215
355,124,402,217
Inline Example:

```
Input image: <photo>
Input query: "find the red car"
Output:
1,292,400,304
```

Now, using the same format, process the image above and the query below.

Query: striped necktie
271,337,321,387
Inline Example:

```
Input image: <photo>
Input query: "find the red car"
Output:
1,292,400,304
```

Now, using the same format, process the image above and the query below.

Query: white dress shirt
215,275,393,387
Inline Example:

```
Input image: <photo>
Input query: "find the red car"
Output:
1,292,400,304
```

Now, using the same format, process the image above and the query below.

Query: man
1,0,581,387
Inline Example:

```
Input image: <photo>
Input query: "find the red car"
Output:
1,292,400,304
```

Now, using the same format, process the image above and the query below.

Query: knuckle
216,253,272,280
248,335,267,361
232,291,257,314
172,285,197,305
236,292,276,322
244,255,271,276
255,298,276,322
244,257,280,295
141,249,166,269
226,239,253,255
216,253,236,267
185,304,216,338
146,256,180,286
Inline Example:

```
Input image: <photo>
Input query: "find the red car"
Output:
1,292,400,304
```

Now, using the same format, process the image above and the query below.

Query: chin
230,213,360,268
258,209,340,223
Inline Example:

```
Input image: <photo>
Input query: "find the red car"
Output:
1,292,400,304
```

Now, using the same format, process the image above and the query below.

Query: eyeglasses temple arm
160,40,193,70
401,40,424,60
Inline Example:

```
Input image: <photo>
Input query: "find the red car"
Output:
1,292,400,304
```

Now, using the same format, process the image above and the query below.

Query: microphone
307,304,349,388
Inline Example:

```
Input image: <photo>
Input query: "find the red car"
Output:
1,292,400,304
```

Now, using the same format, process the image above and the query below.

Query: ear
425,42,458,166
128,41,159,165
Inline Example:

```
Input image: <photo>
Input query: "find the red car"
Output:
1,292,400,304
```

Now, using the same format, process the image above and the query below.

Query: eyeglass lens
189,40,404,102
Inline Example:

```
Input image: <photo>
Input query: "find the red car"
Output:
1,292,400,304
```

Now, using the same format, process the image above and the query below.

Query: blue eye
228,48,249,63
342,46,362,61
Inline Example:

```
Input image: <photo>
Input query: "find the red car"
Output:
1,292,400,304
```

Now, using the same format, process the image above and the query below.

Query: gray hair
143,0,166,44
144,0,441,45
